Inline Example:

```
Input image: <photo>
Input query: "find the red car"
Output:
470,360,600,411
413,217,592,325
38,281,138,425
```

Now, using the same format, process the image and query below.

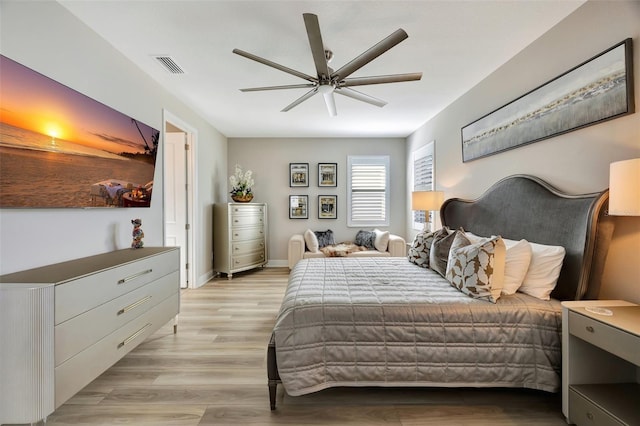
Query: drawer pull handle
117,296,152,316
586,412,594,421
118,323,152,349
586,326,594,333
118,269,152,284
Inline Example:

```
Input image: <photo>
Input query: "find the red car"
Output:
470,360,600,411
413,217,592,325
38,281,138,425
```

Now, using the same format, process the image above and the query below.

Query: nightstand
562,300,640,425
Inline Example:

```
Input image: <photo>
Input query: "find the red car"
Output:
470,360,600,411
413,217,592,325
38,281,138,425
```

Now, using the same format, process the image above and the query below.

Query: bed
267,175,613,410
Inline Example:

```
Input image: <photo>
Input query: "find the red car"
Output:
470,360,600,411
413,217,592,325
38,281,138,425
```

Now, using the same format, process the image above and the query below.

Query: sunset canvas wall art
0,55,159,208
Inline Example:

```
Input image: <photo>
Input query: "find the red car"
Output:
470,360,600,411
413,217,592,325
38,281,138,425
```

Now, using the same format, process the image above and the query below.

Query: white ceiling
58,0,585,138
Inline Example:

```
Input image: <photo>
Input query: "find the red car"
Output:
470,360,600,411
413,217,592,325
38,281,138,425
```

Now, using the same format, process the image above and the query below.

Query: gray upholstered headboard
440,175,612,301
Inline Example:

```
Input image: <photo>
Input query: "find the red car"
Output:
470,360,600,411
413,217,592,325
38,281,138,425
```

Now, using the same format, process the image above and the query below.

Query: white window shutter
348,156,390,227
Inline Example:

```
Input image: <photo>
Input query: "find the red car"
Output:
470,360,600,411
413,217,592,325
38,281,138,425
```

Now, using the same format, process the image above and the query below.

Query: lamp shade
412,191,444,211
609,158,640,216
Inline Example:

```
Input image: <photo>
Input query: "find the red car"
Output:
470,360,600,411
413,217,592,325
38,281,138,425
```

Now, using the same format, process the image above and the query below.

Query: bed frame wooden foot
267,333,280,410
268,380,278,410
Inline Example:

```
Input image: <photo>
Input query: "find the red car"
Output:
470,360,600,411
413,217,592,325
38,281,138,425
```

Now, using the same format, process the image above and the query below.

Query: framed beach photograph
289,163,309,187
318,195,337,219
461,38,634,162
289,195,308,219
318,163,337,187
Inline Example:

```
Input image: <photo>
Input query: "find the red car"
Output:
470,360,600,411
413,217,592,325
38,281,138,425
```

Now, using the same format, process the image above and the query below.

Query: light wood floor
39,267,567,425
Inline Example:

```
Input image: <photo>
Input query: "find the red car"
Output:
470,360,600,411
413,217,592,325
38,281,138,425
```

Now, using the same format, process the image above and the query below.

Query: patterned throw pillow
446,233,506,303
354,230,376,249
429,227,457,277
314,229,335,249
407,230,435,268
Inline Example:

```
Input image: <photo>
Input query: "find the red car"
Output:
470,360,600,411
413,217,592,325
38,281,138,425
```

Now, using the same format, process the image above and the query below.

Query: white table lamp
609,158,640,216
412,190,445,230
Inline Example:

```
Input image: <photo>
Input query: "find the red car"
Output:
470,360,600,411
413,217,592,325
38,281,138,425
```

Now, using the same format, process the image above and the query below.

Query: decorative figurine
131,218,144,249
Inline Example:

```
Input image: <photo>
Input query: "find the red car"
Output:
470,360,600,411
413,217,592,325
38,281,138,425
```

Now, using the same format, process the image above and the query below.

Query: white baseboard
195,270,215,288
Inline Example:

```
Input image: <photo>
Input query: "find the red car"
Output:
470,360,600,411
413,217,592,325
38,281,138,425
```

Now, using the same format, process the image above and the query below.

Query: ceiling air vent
154,55,185,74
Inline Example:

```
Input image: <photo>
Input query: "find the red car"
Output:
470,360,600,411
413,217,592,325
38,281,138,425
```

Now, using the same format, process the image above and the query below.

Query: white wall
406,1,640,303
227,137,406,264
0,1,227,285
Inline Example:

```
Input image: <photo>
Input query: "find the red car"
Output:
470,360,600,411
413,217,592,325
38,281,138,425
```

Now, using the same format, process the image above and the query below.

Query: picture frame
289,195,308,219
318,195,337,219
0,55,160,209
318,163,337,187
289,163,309,187
461,38,634,162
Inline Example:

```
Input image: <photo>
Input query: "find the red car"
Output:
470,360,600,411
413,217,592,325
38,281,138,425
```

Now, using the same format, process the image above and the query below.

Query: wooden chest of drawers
0,247,180,424
213,203,267,278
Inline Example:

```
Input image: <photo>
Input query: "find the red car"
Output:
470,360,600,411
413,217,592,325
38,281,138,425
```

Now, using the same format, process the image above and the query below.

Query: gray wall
227,138,406,264
406,1,640,303
0,1,228,285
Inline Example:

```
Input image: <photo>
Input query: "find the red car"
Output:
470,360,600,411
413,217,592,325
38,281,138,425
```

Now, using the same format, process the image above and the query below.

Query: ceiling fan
233,13,422,116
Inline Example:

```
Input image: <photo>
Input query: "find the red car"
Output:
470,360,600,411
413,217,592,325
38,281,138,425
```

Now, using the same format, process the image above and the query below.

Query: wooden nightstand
561,300,640,425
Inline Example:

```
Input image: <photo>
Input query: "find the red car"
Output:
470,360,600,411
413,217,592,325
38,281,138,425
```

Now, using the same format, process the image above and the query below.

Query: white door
164,132,188,288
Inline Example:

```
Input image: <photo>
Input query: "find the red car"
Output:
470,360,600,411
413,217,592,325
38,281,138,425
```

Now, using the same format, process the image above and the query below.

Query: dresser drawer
231,226,264,241
232,251,266,269
230,204,265,216
569,388,623,426
55,249,179,325
55,271,178,366
569,311,640,365
232,239,265,255
231,214,264,227
54,293,179,407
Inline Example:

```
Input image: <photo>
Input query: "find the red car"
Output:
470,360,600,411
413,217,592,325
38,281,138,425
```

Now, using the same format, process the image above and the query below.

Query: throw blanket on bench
320,243,367,257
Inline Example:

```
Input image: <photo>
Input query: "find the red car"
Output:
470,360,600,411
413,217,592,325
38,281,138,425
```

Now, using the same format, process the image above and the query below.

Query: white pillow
303,229,319,253
464,231,486,244
373,229,390,252
501,239,533,295
518,242,565,300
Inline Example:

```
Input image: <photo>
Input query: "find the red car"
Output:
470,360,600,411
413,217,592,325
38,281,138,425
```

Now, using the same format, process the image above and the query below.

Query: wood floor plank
39,266,566,425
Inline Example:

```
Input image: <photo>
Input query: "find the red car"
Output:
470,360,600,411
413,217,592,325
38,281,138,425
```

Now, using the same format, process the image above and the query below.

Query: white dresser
562,300,640,426
0,247,180,424
213,203,267,278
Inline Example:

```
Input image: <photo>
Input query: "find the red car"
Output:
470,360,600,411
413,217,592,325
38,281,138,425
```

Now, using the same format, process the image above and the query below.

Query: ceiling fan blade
240,83,316,92
233,48,317,83
335,87,387,108
332,29,408,81
322,91,337,117
340,72,422,87
303,13,331,80
282,87,319,112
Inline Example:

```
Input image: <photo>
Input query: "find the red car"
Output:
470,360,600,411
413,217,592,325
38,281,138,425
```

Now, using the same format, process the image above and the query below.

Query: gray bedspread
273,257,562,396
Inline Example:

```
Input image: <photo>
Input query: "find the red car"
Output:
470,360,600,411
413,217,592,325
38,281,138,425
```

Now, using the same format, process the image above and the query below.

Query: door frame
163,109,198,289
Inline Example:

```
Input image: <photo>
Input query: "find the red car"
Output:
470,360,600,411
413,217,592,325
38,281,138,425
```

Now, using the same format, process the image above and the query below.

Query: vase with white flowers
229,164,255,202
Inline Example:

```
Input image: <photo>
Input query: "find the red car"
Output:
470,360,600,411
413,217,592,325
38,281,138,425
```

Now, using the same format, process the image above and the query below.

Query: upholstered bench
288,230,406,269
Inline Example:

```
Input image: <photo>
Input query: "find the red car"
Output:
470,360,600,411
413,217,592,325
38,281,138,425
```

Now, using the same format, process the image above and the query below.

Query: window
412,142,435,230
347,155,390,227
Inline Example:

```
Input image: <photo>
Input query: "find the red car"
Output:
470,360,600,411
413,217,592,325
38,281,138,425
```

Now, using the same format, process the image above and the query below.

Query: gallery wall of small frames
288,162,338,219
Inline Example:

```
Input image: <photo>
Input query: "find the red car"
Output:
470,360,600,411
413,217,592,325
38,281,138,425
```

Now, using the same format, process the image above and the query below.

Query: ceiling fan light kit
233,13,422,116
